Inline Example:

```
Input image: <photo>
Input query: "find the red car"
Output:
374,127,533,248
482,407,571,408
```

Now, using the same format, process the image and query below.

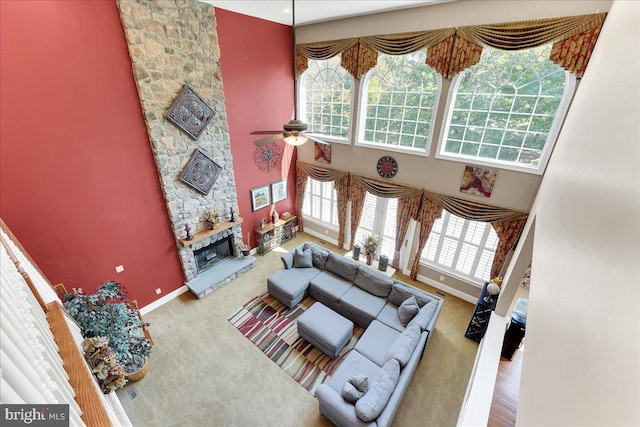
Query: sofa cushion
353,267,394,298
388,282,435,307
376,303,406,332
385,325,421,367
267,268,320,300
341,375,369,403
303,242,330,270
339,287,387,328
324,253,360,282
398,296,420,326
309,271,353,304
355,320,401,367
326,350,380,395
293,247,313,268
407,300,438,331
355,359,400,422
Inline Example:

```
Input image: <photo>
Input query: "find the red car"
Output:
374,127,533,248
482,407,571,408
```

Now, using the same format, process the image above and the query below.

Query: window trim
354,52,442,156
298,59,355,144
435,52,576,175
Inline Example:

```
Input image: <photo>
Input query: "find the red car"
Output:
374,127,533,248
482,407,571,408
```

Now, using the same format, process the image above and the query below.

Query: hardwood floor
488,345,524,427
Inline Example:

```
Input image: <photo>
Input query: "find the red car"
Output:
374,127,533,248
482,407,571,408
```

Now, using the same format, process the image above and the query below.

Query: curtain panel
296,13,605,79
393,193,424,268
410,195,444,280
296,161,349,235
490,215,528,279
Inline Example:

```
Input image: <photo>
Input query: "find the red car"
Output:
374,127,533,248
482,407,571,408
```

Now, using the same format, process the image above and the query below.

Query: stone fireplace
116,0,254,296
194,235,234,274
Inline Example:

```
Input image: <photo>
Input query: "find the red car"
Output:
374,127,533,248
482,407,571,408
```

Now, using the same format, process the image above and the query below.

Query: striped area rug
228,293,364,394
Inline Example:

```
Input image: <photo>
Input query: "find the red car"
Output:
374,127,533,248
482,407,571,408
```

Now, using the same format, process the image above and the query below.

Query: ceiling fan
251,0,328,147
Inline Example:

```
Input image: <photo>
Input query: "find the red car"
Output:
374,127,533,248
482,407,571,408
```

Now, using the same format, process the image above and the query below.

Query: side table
464,282,497,343
344,251,396,278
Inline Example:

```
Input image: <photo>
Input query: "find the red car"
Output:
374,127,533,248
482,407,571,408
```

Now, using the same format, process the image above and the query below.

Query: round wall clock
376,156,398,178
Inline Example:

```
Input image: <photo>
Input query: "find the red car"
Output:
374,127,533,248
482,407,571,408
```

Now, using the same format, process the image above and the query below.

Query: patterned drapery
349,180,367,250
425,191,524,222
351,174,423,199
296,13,606,79
296,162,349,233
490,215,528,279
393,193,424,268
410,195,444,280
335,175,350,248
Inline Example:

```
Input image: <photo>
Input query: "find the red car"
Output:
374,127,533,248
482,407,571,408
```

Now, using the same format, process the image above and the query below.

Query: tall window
438,45,575,173
300,57,352,139
421,210,498,284
302,178,339,228
354,193,398,259
361,51,440,152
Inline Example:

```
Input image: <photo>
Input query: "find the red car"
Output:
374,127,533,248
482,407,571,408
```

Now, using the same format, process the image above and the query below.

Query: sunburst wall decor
253,143,281,172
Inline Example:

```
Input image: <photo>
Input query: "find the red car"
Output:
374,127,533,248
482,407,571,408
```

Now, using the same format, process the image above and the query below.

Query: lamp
284,134,308,146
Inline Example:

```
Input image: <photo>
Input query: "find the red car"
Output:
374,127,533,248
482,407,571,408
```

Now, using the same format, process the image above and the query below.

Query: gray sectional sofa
267,242,444,427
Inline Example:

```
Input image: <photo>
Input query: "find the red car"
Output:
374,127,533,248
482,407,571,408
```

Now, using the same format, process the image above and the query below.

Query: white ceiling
201,0,455,26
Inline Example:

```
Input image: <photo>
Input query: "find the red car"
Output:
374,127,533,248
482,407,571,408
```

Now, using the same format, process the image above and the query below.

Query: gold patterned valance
351,173,424,199
296,12,606,79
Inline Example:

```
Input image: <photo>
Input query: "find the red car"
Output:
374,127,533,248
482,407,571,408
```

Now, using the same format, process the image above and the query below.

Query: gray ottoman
297,302,354,359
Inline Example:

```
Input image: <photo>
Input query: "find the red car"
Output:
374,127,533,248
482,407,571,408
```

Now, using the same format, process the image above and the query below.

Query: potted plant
81,337,127,393
63,281,152,384
362,234,381,265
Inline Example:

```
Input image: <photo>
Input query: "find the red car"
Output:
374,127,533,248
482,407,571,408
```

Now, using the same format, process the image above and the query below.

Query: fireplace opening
194,235,235,274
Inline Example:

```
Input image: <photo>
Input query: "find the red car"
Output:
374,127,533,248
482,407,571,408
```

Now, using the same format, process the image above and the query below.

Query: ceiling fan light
284,135,308,146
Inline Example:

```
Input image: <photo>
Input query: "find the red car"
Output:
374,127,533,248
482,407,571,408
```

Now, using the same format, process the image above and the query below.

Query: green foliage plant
63,281,151,374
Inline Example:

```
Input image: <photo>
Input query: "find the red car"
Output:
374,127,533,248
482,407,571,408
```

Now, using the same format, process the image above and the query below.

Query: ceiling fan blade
253,133,285,146
250,130,283,135
304,133,330,145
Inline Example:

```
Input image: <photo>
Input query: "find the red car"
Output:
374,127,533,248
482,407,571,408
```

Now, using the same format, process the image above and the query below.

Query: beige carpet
116,233,477,427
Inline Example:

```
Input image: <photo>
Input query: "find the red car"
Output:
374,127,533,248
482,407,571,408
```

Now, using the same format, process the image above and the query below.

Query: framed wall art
459,165,498,198
179,148,222,195
165,84,214,140
314,141,331,164
250,185,271,211
271,180,287,203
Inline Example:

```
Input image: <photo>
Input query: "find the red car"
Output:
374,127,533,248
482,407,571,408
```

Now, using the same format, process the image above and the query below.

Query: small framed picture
250,185,271,211
271,180,287,203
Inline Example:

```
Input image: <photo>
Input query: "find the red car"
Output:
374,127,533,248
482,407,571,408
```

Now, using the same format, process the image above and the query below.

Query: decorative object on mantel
184,222,193,240
271,179,288,203
260,219,266,229
251,184,271,211
229,206,236,222
179,217,244,247
253,143,281,172
271,208,279,224
460,165,498,198
203,209,221,229
179,148,222,195
164,83,214,140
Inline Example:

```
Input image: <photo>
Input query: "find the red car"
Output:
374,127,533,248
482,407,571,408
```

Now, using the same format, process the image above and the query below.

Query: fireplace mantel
180,217,244,247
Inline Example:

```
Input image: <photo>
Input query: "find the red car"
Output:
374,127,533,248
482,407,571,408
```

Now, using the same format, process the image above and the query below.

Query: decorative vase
352,245,361,260
272,210,279,224
366,252,373,265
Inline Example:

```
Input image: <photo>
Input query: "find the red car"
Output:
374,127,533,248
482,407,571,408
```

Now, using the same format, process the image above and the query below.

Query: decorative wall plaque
253,143,281,172
165,84,214,140
179,148,222,195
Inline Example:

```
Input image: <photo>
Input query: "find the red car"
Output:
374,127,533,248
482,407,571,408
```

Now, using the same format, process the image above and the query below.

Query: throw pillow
293,248,313,268
407,300,437,331
355,359,400,422
385,324,421,367
341,375,369,403
397,296,420,326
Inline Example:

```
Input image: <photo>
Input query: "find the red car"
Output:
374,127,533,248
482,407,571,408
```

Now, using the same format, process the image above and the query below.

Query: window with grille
354,192,398,259
438,45,575,173
302,178,339,228
300,56,352,140
421,210,498,284
360,51,440,152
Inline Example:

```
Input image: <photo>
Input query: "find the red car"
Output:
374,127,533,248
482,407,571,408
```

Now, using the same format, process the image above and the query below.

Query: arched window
300,56,352,140
360,51,440,152
438,45,575,173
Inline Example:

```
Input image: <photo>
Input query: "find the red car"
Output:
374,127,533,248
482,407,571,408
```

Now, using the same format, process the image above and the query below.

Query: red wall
215,8,298,248
0,0,184,307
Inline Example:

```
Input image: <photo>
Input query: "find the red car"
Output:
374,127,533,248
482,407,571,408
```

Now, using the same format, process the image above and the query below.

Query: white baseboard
140,285,189,315
416,274,477,304
301,228,339,247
